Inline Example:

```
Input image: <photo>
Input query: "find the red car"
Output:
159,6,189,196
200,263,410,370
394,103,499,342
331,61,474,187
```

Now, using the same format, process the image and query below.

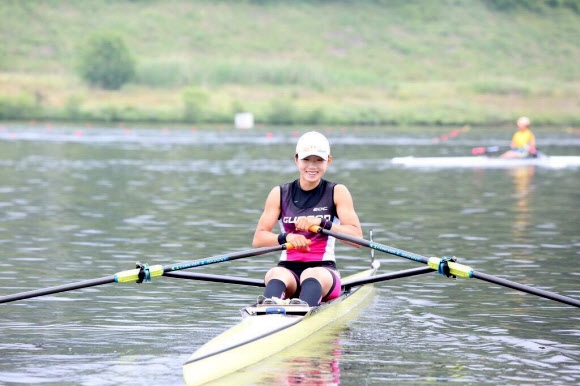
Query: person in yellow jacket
501,116,537,158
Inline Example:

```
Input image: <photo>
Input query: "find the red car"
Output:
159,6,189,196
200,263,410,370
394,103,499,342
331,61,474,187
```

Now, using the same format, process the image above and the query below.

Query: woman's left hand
294,216,321,232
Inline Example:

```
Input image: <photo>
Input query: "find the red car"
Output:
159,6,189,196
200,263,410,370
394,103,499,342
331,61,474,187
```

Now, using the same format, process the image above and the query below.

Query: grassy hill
1,0,579,126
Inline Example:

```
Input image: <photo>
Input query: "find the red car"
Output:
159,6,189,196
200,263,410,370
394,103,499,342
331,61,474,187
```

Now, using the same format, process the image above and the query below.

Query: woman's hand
294,216,321,232
286,232,310,250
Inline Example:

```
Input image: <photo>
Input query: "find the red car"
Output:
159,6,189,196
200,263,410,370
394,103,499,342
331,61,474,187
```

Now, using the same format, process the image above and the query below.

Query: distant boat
391,154,580,169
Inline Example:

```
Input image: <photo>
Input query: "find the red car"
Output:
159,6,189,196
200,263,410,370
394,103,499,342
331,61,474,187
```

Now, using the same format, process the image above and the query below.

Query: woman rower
252,131,362,306
501,116,537,158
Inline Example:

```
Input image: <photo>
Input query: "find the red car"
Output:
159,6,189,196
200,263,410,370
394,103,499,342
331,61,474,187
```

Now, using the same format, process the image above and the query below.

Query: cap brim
297,151,329,160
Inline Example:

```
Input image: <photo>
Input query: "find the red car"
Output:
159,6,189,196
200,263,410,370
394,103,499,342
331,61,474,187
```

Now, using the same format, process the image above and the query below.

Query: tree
77,32,136,90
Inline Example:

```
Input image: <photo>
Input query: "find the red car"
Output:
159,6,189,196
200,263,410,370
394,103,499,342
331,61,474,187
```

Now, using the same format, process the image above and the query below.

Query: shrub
0,93,39,119
77,32,136,90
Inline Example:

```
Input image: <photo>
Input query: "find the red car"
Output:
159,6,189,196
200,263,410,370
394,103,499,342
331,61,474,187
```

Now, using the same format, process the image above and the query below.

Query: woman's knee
300,267,332,285
265,267,297,293
265,267,289,281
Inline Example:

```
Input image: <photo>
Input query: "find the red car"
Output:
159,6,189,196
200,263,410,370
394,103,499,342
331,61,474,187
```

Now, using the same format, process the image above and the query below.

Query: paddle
343,266,434,289
0,243,293,304
471,146,500,155
472,146,542,158
164,271,265,287
167,266,435,292
309,226,580,308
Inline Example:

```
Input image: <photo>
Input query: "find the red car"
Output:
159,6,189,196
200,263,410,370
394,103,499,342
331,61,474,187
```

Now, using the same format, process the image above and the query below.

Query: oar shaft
114,244,291,283
343,266,434,288
0,276,115,304
164,271,264,287
473,271,580,308
162,244,289,273
309,226,429,264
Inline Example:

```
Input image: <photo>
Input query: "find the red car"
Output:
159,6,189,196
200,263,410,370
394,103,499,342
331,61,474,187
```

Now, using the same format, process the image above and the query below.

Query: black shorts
277,260,340,300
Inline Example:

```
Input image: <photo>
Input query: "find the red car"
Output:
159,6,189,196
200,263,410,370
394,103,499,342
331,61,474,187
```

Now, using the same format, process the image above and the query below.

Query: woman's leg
264,266,298,299
298,267,334,306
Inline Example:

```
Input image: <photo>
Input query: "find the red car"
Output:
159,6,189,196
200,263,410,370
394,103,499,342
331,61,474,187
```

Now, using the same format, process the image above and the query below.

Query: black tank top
278,179,338,262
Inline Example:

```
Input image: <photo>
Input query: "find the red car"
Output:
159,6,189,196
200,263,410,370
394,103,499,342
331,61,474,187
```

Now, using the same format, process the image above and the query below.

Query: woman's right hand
286,233,310,250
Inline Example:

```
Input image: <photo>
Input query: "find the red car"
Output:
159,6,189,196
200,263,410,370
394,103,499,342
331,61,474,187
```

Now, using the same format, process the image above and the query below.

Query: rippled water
1,124,579,385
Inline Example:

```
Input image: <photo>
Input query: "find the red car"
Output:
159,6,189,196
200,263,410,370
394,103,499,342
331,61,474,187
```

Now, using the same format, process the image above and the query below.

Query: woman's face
295,155,332,185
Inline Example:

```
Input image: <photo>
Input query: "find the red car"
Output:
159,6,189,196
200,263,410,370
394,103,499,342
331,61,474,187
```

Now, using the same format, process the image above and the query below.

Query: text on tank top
278,179,339,262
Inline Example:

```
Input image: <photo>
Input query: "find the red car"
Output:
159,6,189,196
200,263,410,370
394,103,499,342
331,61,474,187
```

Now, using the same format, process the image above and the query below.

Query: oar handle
284,242,297,250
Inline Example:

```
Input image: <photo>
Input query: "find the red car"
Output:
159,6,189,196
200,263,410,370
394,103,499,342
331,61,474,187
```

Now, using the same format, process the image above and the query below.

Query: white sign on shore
235,112,254,129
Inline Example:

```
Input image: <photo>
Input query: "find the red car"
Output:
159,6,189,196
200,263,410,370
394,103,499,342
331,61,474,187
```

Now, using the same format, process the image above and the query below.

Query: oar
164,271,264,287
165,266,435,289
471,146,500,155
0,243,292,304
343,266,434,289
472,146,543,158
309,226,580,308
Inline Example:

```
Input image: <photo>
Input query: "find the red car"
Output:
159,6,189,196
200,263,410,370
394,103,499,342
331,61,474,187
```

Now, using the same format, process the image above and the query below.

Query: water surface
1,124,579,385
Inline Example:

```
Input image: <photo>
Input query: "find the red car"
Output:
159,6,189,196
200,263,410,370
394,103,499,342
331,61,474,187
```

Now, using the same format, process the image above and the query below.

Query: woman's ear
327,155,333,165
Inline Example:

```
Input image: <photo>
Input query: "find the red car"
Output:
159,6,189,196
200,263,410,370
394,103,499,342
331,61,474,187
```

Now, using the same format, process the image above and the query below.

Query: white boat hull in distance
391,155,580,169
182,267,377,385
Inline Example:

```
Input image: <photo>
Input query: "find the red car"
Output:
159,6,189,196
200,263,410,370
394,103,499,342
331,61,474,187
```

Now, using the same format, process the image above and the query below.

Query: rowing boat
391,155,580,169
182,260,380,385
211,305,366,385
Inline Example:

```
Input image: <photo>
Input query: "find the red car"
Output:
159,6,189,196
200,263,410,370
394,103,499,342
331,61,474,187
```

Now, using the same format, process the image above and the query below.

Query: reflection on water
510,166,535,243
217,326,344,386
1,125,579,385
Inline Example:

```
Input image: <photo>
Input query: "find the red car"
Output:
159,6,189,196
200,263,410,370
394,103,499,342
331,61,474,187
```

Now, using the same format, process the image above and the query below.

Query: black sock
264,279,286,299
299,278,323,306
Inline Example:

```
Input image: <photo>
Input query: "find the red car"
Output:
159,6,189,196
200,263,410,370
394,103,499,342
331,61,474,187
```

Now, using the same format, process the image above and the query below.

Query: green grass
1,0,579,126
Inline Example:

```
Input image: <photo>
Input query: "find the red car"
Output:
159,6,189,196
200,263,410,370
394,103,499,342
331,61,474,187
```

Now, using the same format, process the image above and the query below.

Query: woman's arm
252,187,282,247
332,184,363,244
293,184,362,247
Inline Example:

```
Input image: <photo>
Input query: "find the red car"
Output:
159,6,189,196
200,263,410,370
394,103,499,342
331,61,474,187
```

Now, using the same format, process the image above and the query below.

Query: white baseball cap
295,131,330,160
517,116,531,127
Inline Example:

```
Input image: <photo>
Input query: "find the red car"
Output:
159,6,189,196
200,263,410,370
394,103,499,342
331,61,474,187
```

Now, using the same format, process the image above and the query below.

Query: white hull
391,155,580,169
